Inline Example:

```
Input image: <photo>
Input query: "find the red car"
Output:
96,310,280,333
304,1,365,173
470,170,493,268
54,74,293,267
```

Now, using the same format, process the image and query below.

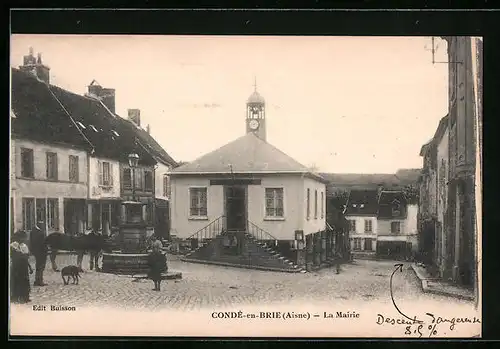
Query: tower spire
253,76,257,92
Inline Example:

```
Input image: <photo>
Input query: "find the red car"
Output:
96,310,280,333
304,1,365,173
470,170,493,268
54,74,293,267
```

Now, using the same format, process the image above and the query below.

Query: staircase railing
186,215,226,244
247,220,279,247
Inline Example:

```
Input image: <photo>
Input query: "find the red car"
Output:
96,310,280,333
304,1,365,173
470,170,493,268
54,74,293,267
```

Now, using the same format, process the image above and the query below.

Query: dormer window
111,130,120,137
76,121,86,129
360,204,365,208
352,204,357,208
392,201,401,216
89,125,98,132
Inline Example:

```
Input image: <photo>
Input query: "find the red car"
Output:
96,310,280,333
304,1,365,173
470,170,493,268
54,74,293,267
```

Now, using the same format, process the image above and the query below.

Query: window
348,219,356,233
99,161,113,187
364,219,373,233
314,190,318,219
134,169,143,189
123,168,132,188
69,155,79,182
21,148,34,178
353,238,362,251
190,187,207,217
144,171,153,192
46,152,58,180
391,221,401,234
392,201,401,216
47,198,59,230
306,188,310,220
22,198,35,231
320,191,324,219
163,175,170,197
265,188,284,218
364,238,373,251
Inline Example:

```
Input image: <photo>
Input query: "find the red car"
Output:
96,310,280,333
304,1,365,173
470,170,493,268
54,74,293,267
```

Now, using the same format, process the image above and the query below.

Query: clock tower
246,78,266,141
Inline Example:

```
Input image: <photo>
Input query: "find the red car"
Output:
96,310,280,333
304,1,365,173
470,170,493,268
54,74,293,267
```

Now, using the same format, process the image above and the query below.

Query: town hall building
170,86,328,271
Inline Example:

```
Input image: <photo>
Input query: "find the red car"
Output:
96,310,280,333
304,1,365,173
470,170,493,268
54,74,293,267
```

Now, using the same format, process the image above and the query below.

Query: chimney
100,88,116,114
128,109,141,127
146,124,151,134
87,81,116,114
19,48,50,84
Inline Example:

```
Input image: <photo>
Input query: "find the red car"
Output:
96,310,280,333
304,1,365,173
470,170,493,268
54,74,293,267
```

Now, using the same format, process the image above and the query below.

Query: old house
170,87,328,271
376,191,418,259
439,36,480,289
10,48,177,240
11,57,91,237
344,190,379,256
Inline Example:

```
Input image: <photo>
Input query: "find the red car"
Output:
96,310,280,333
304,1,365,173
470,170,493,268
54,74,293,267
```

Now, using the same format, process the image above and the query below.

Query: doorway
364,238,373,251
224,185,247,232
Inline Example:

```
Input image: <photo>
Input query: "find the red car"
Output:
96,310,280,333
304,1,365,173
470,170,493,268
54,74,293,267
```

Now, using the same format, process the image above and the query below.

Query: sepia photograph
9,34,482,338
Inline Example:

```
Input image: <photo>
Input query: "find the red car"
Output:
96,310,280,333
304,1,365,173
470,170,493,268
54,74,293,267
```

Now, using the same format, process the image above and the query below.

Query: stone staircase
181,219,306,273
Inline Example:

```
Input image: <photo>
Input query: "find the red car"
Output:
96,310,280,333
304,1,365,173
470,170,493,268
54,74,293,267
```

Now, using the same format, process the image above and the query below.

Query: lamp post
128,153,139,202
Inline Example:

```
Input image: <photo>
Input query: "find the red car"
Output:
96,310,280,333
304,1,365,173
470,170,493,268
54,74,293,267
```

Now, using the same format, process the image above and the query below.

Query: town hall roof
171,132,327,182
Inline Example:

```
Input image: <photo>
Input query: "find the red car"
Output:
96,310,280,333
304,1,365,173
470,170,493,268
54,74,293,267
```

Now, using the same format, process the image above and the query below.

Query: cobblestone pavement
13,254,473,311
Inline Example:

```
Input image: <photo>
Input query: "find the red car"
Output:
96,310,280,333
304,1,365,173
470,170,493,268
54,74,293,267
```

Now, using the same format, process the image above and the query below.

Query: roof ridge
248,133,310,171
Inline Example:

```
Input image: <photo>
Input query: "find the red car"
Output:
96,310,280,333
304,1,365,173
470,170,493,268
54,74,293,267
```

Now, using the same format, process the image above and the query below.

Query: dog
61,265,82,285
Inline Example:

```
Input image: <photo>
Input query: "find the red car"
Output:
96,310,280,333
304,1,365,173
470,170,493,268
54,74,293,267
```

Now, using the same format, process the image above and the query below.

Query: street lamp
128,153,139,201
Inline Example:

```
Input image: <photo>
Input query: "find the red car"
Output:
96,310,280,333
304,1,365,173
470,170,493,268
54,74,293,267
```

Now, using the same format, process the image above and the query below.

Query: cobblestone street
12,254,473,311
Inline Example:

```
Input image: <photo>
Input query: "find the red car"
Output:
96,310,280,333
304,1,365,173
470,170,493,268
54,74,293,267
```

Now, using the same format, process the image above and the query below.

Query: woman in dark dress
10,231,33,303
147,240,167,291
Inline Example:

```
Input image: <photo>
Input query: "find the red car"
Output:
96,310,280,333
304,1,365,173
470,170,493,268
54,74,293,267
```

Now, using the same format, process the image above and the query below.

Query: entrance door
225,186,247,232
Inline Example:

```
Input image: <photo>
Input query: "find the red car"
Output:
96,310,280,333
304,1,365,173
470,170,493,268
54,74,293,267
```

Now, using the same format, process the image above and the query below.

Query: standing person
10,231,34,303
30,222,48,286
334,250,342,274
147,240,167,291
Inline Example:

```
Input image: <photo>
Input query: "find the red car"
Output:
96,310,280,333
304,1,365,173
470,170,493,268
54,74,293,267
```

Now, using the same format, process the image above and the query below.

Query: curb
180,257,306,274
410,264,474,301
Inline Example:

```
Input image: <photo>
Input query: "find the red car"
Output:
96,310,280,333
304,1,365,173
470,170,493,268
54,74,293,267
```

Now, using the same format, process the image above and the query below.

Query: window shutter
110,163,114,186
98,160,103,186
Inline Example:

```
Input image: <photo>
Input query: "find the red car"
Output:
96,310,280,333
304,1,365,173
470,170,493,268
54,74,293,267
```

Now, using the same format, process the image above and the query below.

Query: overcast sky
10,35,449,173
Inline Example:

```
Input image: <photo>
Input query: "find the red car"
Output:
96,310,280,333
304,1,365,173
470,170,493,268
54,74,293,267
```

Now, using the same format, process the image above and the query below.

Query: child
147,240,167,291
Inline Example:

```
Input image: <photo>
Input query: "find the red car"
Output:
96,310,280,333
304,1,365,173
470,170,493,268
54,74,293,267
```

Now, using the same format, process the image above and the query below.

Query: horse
44,232,113,272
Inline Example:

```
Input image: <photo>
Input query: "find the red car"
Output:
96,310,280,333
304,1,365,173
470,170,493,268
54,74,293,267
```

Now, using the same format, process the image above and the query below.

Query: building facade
377,191,418,259
344,190,379,255
442,36,480,288
418,37,481,291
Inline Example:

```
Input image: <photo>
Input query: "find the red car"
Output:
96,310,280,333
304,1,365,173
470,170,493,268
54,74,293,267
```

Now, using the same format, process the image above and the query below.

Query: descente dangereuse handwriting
376,313,481,337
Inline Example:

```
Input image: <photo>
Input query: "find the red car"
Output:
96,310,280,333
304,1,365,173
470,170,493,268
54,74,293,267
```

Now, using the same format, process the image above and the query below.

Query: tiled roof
172,132,326,182
10,68,90,150
48,84,156,165
11,68,177,167
377,191,408,219
344,189,379,216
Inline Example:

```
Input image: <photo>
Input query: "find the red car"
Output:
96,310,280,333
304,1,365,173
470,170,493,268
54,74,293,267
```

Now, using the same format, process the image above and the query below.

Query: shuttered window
46,152,58,180
69,155,79,182
98,161,113,186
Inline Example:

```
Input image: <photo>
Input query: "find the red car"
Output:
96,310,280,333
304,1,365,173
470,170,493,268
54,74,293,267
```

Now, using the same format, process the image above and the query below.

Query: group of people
10,225,169,303
10,222,47,304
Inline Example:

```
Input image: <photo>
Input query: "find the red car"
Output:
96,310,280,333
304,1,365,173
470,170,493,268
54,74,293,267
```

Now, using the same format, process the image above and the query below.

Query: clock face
249,119,260,130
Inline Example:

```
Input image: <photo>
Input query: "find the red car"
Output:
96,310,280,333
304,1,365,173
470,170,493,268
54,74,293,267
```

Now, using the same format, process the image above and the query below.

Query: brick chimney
87,80,116,113
128,109,141,127
146,124,151,134
19,47,50,84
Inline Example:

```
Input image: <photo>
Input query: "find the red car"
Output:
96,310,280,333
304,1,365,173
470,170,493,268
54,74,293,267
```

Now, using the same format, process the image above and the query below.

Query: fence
304,228,349,271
